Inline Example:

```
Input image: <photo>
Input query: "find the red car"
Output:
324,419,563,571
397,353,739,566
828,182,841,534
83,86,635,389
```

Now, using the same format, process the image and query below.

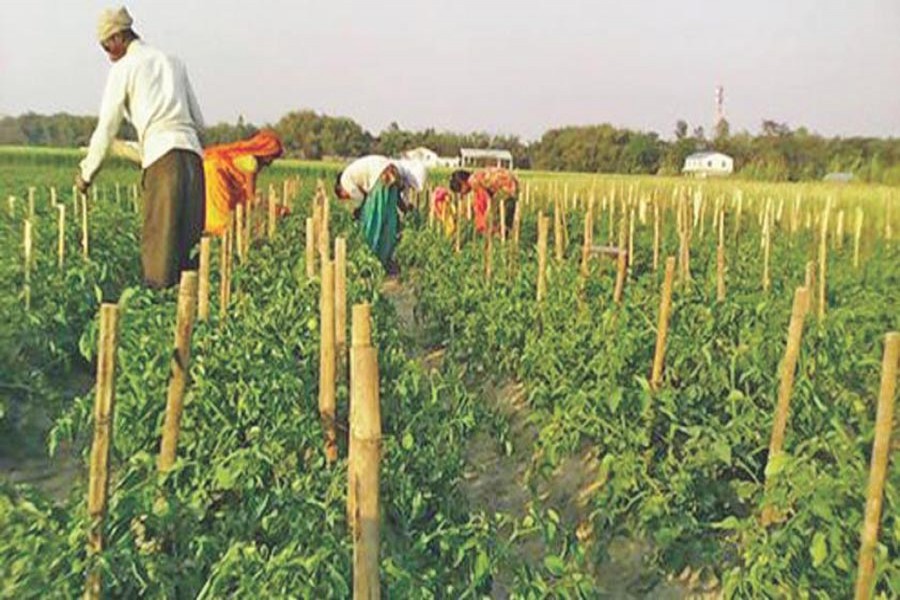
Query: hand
75,173,90,194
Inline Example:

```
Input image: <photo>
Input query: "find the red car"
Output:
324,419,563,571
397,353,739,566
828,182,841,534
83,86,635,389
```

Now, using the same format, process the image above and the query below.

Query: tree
675,120,688,141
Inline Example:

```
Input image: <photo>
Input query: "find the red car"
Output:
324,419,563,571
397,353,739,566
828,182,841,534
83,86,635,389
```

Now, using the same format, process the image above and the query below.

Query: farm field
1,146,898,598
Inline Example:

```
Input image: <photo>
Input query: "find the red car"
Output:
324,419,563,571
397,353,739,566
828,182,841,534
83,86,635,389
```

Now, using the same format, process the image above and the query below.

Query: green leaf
401,431,414,450
544,555,565,577
474,550,490,581
810,532,828,567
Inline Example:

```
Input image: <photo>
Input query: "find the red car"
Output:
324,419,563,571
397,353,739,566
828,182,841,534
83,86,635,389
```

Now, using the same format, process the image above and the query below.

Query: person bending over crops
76,7,206,289
203,130,284,236
431,186,456,238
449,168,518,235
334,155,426,270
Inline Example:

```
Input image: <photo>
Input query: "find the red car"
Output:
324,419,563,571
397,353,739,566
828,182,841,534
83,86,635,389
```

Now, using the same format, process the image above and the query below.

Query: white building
682,151,733,177
401,146,459,168
459,148,514,170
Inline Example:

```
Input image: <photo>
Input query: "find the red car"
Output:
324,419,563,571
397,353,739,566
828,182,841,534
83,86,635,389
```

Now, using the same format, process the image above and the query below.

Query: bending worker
203,130,284,236
334,155,426,269
77,7,206,288
449,167,519,235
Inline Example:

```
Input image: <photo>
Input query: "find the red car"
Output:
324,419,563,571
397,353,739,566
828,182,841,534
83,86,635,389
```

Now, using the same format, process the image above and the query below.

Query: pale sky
1,0,898,141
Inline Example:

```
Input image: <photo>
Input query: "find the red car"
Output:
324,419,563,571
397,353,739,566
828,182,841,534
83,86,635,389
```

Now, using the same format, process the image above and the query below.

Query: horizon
1,0,898,142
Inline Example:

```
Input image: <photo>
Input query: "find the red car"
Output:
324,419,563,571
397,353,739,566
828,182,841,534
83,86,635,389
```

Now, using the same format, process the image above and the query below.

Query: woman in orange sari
203,130,284,236
449,167,519,234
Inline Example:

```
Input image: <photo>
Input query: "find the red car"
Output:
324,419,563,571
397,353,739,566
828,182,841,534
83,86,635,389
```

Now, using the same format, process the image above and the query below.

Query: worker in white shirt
76,7,205,288
334,155,426,270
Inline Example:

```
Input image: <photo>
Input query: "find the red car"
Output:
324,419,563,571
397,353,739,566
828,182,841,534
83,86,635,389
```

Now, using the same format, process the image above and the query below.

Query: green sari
360,178,400,267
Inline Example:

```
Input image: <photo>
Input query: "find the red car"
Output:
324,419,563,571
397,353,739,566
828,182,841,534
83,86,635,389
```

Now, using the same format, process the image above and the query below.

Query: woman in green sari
334,155,425,270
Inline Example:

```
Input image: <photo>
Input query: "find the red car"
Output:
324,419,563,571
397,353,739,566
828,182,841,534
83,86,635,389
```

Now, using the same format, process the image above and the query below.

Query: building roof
459,148,513,161
823,172,854,182
685,151,732,160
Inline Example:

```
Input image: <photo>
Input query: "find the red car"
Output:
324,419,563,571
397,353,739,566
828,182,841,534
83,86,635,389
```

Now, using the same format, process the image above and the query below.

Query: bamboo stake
537,213,549,302
653,201,660,272
512,197,522,247
81,193,89,259
306,217,316,278
335,237,348,368
717,210,726,302
613,250,628,305
761,287,811,524
158,271,199,472
818,204,831,320
455,195,462,254
554,198,564,261
198,236,211,322
319,260,337,464
283,179,292,212
853,207,863,269
57,204,66,269
319,195,331,260
28,186,35,220
84,303,119,600
219,231,231,319
580,206,593,278
484,202,493,282
7,195,14,217
854,332,900,600
349,303,381,599
268,188,278,239
236,203,245,263
499,197,507,242
650,257,676,390
23,219,32,311
628,207,635,272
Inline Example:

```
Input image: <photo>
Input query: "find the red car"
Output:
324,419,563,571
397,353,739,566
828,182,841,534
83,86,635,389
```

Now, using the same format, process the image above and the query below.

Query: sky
1,0,899,141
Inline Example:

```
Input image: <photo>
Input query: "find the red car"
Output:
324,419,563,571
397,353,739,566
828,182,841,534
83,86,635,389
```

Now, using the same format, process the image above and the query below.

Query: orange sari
203,130,284,236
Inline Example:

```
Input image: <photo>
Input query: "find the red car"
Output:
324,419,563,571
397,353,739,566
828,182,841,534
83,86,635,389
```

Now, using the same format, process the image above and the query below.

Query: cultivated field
1,147,898,598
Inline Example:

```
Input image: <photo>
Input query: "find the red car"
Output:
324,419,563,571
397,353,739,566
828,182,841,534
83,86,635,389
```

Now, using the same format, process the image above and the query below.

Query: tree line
2,111,899,183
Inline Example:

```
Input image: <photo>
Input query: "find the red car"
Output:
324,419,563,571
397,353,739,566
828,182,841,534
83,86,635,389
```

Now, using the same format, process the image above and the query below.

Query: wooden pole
484,201,493,282
84,303,119,600
717,209,726,302
319,194,331,261
268,188,278,239
283,179,292,212
235,203,245,263
306,217,316,278
854,332,900,600
197,236,211,322
653,201,660,272
537,213,549,302
349,303,381,599
319,260,337,464
27,186,35,220
335,237,348,370
650,257,676,390
853,207,863,269
627,207,635,273
580,206,593,278
158,271,199,472
761,287,811,524
554,198,564,262
613,250,628,305
835,209,845,250
57,204,66,269
818,204,830,320
499,197,507,242
23,219,32,311
219,231,231,319
81,193,89,259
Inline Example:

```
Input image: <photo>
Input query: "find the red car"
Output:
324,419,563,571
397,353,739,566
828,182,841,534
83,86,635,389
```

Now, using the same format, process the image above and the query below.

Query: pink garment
432,186,450,215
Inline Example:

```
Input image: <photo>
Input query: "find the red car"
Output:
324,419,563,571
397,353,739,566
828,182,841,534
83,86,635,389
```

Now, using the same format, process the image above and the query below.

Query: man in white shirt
333,155,427,271
77,7,206,288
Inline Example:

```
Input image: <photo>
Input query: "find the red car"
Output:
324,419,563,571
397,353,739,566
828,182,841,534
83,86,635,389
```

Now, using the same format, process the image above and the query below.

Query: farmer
449,167,519,235
76,7,206,288
203,130,284,236
334,155,426,269
431,186,456,238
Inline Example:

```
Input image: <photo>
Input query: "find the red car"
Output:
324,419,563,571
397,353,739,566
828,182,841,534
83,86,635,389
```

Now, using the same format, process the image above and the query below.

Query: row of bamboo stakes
83,178,382,598
431,183,898,597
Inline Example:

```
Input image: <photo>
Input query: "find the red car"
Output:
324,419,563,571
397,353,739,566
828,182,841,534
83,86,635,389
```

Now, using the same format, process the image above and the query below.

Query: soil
381,273,722,599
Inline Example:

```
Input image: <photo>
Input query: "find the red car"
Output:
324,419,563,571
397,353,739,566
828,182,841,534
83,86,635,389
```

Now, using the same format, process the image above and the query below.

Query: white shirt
339,155,427,207
80,40,204,182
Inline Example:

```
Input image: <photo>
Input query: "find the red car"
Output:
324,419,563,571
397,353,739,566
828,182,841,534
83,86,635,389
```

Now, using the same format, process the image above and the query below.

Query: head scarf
205,130,284,162
97,6,133,42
